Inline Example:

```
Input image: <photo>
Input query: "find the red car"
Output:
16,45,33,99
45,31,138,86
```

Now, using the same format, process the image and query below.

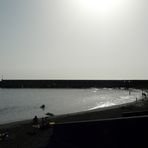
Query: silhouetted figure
31,115,40,135
40,104,45,110
32,115,40,129
33,116,38,125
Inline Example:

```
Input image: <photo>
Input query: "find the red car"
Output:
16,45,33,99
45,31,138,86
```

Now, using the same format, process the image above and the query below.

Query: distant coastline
1,80,148,88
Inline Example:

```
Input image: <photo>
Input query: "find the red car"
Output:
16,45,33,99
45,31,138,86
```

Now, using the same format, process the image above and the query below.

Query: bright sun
79,0,124,15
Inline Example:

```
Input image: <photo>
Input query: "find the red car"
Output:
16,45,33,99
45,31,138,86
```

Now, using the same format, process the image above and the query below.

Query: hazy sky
1,0,148,80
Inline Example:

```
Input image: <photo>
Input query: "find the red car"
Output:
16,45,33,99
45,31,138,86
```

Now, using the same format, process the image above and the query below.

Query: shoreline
0,94,145,127
0,100,148,148
0,95,146,128
0,90,147,148
0,88,144,126
0,98,141,127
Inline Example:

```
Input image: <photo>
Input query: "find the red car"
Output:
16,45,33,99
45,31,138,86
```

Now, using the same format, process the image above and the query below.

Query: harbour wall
0,80,148,88
49,115,148,148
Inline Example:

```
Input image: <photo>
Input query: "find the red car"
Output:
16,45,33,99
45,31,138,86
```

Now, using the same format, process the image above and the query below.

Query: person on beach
33,116,38,124
32,116,40,128
31,116,40,135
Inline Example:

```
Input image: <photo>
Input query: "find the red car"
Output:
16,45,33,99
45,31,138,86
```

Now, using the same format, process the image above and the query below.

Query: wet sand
0,97,148,148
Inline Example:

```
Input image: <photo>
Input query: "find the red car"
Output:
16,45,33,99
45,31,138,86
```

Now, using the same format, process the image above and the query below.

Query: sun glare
79,0,124,15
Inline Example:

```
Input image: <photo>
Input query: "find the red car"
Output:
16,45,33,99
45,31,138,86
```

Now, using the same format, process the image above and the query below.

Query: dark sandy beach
0,97,148,148
0,118,54,148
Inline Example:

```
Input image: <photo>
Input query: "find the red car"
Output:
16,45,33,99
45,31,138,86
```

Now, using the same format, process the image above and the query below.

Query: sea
0,88,142,124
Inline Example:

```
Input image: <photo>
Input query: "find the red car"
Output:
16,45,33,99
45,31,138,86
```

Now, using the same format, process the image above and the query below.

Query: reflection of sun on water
89,102,115,110
88,88,142,111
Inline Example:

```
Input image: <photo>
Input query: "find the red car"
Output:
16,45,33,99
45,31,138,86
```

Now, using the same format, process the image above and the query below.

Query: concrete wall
48,116,148,148
0,80,148,88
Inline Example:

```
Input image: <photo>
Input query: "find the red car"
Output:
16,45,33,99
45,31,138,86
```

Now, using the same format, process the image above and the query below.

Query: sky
0,0,148,80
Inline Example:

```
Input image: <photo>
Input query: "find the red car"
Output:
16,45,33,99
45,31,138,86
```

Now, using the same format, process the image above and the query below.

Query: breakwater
0,80,148,88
